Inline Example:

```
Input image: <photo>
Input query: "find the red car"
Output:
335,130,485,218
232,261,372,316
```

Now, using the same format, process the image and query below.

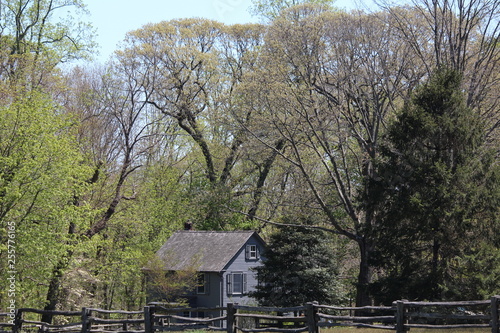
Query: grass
183,328,490,333
322,328,489,333
185,326,490,333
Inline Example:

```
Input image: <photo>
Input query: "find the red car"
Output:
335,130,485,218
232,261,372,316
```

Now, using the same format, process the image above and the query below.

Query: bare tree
0,0,95,85
119,19,286,227
251,4,425,306
41,59,162,319
380,0,500,137
254,1,498,306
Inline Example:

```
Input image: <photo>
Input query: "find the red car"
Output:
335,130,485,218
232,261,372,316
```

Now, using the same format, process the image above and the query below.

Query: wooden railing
146,304,226,331
0,308,144,333
1,296,499,333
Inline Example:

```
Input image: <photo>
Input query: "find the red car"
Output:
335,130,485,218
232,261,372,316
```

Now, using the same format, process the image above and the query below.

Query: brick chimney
184,222,193,231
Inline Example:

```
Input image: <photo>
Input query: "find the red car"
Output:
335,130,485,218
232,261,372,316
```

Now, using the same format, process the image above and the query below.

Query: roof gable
156,231,262,272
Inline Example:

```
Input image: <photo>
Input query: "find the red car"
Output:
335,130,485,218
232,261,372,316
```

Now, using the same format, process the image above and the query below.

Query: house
149,230,266,309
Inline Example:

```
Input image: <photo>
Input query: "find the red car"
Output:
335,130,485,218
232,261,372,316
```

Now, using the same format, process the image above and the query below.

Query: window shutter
245,245,249,260
205,273,210,294
226,274,232,295
243,273,247,294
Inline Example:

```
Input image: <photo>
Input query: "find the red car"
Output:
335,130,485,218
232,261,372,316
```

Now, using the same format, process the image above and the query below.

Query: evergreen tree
251,223,340,306
368,68,500,303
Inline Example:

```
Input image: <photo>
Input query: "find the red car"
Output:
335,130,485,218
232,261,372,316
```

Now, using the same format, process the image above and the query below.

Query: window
197,273,209,294
245,244,258,260
227,272,247,295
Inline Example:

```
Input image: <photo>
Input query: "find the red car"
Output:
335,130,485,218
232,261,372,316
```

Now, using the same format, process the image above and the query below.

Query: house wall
148,233,266,311
193,272,222,308
221,236,265,307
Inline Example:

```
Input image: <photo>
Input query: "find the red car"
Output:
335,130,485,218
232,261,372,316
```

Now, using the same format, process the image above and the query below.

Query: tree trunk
247,139,285,220
355,238,373,309
41,274,61,323
41,252,71,323
41,221,78,323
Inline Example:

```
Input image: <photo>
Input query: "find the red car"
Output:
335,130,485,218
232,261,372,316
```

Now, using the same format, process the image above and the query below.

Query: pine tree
369,68,500,302
251,224,340,306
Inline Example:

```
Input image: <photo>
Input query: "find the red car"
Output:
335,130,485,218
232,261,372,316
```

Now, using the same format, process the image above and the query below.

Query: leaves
252,222,342,306
250,0,335,20
370,68,500,302
0,0,498,311
0,90,93,307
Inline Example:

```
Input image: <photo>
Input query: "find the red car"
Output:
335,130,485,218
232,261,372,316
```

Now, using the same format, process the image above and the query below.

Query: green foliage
0,0,96,61
251,221,341,306
136,162,192,245
250,0,335,20
0,90,93,307
120,19,268,232
369,68,500,303
143,254,199,305
0,0,498,311
0,91,90,223
192,183,253,231
442,243,500,300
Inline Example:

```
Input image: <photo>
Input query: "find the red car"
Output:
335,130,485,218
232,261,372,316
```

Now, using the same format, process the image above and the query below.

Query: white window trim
245,244,258,260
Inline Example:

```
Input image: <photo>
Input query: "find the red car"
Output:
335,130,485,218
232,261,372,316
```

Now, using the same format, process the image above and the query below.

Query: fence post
395,300,406,333
81,308,90,333
492,296,500,333
227,303,237,333
12,309,22,333
306,302,319,333
144,306,152,333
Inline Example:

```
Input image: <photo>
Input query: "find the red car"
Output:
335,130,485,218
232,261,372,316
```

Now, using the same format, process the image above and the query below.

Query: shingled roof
156,230,261,272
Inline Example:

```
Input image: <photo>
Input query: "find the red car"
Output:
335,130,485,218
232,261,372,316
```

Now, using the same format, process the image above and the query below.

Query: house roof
156,230,262,272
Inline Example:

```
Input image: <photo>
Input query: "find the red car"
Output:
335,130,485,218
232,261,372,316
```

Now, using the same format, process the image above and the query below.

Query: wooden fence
1,296,499,333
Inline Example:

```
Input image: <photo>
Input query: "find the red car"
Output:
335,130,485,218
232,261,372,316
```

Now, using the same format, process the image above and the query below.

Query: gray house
151,230,266,309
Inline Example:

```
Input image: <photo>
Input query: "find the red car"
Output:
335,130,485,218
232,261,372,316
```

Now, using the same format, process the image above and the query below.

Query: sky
83,0,369,62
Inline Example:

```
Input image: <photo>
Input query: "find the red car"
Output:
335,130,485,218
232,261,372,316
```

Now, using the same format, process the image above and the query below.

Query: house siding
192,272,222,308
221,236,265,307
150,231,266,312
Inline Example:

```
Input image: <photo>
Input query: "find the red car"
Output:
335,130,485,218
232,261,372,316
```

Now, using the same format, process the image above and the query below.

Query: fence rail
1,296,499,333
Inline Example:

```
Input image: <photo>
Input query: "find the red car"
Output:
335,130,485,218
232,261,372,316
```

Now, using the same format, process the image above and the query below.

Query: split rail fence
1,296,499,333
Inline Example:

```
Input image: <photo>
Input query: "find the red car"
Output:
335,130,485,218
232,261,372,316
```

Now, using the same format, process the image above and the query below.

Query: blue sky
83,0,371,62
